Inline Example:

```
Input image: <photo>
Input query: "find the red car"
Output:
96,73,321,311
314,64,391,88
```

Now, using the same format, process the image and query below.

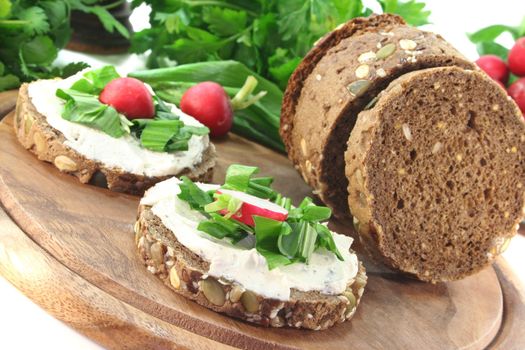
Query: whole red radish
508,77,525,115
180,82,233,137
475,55,509,84
99,77,155,119
509,38,525,77
217,189,288,227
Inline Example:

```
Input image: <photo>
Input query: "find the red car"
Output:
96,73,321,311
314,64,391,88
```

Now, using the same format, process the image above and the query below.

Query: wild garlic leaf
178,176,213,211
476,41,509,60
56,88,125,137
316,224,343,261
222,164,259,192
468,25,519,44
138,119,184,152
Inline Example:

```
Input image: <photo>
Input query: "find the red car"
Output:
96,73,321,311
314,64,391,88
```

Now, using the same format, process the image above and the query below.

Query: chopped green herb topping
177,164,344,270
56,66,209,152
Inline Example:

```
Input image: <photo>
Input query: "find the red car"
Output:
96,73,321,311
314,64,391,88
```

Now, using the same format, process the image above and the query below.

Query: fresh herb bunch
468,16,525,61
177,164,343,269
130,61,284,152
130,0,431,89
0,0,129,92
56,66,209,152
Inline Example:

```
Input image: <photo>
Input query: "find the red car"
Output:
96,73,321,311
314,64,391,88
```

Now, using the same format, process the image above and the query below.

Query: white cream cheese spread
141,177,359,301
27,71,209,177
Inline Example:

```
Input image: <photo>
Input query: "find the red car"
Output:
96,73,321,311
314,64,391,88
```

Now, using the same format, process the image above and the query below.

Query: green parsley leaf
0,0,11,19
17,6,49,36
0,74,20,90
21,35,57,65
202,7,247,37
378,0,431,27
58,62,90,78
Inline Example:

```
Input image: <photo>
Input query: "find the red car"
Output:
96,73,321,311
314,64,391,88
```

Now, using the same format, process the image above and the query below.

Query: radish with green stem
180,76,267,137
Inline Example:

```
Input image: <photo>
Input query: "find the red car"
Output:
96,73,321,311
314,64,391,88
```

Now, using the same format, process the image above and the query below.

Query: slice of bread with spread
135,167,367,329
346,66,525,282
14,70,215,195
280,14,475,218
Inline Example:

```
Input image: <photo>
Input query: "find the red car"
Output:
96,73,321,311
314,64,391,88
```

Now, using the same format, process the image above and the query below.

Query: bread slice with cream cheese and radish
135,164,367,330
14,67,215,195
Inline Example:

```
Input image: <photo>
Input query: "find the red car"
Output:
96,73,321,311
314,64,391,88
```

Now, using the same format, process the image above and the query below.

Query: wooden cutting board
0,91,523,350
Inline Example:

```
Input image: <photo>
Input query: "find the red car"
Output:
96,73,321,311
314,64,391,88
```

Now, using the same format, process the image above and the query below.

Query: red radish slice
216,189,288,227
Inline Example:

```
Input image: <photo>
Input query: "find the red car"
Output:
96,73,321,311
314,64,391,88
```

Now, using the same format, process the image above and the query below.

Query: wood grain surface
0,109,515,350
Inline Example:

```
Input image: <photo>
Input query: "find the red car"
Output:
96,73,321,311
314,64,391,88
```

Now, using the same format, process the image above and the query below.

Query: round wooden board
0,100,523,349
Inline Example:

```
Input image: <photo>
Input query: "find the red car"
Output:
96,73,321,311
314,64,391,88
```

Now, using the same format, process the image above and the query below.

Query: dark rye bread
280,14,476,218
346,66,525,282
135,204,367,330
14,83,216,195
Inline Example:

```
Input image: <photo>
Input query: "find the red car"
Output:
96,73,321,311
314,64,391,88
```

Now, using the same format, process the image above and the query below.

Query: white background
1,0,525,349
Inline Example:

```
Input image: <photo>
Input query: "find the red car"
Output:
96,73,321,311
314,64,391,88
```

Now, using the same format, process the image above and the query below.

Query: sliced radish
216,189,288,227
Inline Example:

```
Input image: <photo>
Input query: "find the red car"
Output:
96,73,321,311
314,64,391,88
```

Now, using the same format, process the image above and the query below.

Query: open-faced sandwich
281,14,525,282
135,164,366,330
14,66,216,194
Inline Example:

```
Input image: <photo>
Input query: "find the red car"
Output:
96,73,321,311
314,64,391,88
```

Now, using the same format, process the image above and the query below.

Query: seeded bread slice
135,205,367,330
346,66,525,282
280,14,475,218
14,83,216,195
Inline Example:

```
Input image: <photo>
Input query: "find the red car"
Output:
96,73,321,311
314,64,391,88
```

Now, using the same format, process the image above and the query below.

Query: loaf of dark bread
280,14,475,217
135,205,367,330
346,66,525,282
14,84,215,195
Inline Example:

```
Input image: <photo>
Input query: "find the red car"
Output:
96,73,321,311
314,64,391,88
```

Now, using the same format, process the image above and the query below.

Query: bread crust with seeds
135,205,367,330
14,83,215,195
346,66,525,282
280,14,475,218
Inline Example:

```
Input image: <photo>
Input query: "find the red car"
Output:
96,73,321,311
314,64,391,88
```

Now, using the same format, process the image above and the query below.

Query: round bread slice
14,83,215,195
346,66,525,282
280,14,475,218
135,205,367,330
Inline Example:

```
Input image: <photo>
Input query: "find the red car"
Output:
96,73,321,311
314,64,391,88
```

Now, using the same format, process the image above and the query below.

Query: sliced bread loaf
346,66,525,282
14,83,215,195
280,14,475,217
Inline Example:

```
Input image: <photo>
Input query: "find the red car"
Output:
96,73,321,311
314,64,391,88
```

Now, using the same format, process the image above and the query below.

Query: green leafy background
130,0,431,89
0,0,129,91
